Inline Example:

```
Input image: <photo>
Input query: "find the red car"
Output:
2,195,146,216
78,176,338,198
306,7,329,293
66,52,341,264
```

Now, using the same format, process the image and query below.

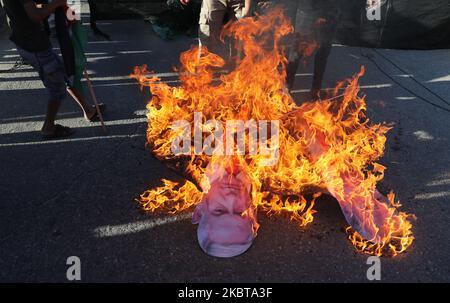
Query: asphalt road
1,14,450,282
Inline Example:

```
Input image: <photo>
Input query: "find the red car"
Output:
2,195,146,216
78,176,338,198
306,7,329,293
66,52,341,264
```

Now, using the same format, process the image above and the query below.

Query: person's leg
39,50,72,135
286,53,301,90
41,99,61,135
311,41,332,99
17,47,73,137
199,0,228,57
228,0,252,66
66,84,97,120
87,0,110,40
87,0,96,25
280,0,301,90
310,15,338,99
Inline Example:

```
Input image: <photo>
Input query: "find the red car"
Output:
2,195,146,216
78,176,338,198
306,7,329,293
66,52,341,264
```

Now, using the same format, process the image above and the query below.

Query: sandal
41,124,76,140
86,103,106,122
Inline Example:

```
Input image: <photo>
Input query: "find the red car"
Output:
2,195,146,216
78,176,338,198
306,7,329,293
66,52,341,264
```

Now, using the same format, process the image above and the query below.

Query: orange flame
132,8,414,256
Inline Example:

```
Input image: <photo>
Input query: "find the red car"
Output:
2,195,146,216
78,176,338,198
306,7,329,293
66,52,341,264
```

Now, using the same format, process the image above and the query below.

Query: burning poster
131,8,414,257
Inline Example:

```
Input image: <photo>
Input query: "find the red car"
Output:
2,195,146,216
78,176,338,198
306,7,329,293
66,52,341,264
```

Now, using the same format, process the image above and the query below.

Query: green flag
70,21,88,93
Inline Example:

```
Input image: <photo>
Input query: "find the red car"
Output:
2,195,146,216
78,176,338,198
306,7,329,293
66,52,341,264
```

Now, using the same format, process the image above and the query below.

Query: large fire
131,9,415,257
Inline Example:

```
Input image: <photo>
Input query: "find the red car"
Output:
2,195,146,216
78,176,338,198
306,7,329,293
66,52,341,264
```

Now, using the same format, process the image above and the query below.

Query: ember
131,8,415,257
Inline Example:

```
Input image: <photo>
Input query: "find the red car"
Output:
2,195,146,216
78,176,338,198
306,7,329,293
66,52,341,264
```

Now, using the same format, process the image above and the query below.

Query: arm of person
22,0,67,23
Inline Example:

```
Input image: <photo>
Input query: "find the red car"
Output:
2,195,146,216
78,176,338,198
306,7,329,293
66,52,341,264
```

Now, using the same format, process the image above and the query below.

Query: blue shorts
17,46,67,102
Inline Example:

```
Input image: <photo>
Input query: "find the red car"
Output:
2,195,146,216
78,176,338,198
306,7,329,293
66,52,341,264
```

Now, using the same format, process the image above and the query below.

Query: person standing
277,0,342,99
1,0,102,139
181,0,252,61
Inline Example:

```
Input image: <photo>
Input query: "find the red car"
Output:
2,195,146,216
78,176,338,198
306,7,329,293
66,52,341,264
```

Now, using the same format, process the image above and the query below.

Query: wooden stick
84,69,107,133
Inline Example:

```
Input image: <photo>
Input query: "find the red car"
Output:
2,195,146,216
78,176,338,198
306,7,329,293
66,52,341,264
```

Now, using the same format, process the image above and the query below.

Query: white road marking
0,117,147,134
414,191,450,200
413,130,434,141
290,83,393,94
426,179,450,187
0,134,145,147
93,212,193,238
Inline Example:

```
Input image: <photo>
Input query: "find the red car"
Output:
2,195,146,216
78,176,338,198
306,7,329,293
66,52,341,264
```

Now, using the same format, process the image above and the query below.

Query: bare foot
84,104,106,122
41,124,56,136
41,124,75,140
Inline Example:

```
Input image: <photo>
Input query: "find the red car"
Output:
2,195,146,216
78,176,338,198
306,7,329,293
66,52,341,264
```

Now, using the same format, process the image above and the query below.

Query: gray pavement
1,13,450,282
